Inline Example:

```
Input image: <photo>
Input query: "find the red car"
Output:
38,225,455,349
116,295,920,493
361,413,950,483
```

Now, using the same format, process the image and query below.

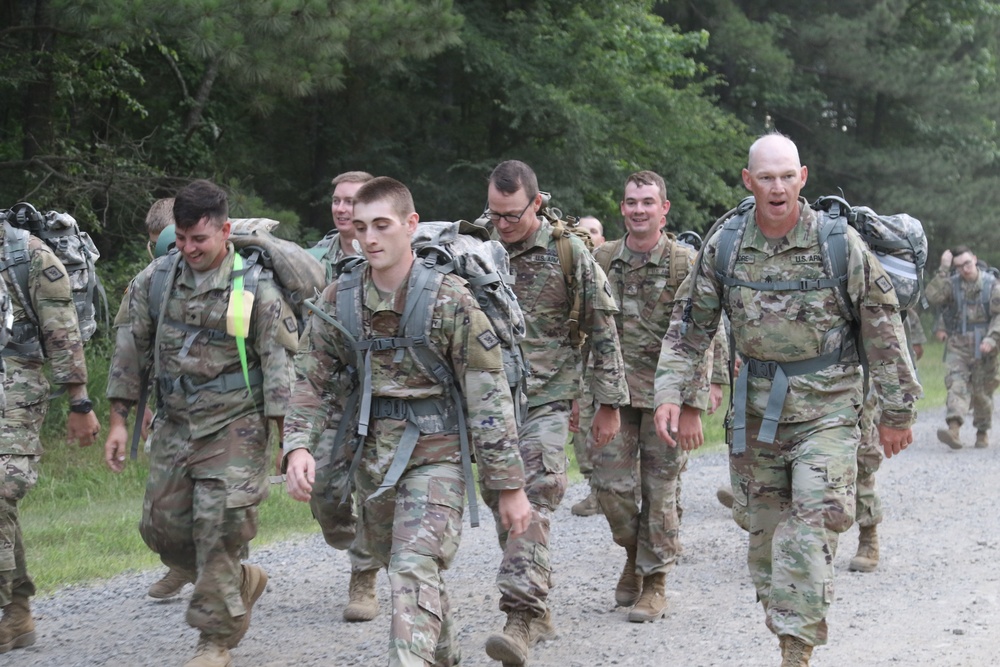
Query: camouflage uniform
309,234,378,574
655,201,920,646
855,307,926,526
589,233,708,578
106,244,295,642
489,219,628,618
284,266,525,667
0,227,86,608
925,267,1000,432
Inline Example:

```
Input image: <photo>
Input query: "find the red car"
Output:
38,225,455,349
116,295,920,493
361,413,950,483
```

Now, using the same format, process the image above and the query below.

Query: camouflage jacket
284,263,525,491
503,219,628,408
314,231,359,283
656,202,921,429
0,228,87,454
106,244,296,439
594,232,711,410
925,267,1000,351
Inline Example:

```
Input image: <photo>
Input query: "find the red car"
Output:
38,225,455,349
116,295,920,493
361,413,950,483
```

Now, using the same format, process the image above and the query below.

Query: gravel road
4,403,998,667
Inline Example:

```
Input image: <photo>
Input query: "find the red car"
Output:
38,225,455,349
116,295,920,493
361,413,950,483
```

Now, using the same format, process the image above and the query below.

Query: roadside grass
21,338,946,593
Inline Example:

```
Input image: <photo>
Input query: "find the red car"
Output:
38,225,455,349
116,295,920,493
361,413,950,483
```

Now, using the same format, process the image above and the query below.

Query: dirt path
4,404,998,666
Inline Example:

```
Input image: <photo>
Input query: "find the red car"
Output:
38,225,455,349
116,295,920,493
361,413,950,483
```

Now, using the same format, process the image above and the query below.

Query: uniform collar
742,197,816,254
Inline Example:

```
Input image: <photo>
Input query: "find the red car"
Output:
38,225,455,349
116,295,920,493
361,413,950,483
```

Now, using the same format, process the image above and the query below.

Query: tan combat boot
528,607,557,645
615,545,642,607
343,568,379,622
147,567,193,599
184,636,233,667
484,610,532,665
0,595,36,654
937,419,964,449
225,563,268,648
976,430,990,449
848,524,880,573
571,489,602,517
716,486,735,509
627,573,667,622
779,635,813,667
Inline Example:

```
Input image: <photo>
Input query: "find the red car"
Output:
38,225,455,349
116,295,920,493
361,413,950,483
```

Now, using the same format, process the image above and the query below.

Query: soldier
654,133,920,666
104,180,297,666
577,216,605,247
306,170,384,622
283,176,531,666
0,210,100,654
586,171,717,623
313,171,373,281
482,160,629,666
925,246,1000,449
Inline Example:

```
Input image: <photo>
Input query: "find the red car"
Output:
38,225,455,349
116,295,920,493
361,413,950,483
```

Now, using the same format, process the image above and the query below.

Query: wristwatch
69,399,94,414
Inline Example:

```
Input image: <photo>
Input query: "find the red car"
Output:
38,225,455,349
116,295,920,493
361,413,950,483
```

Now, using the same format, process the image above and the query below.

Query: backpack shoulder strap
549,220,586,348
0,223,37,326
592,238,621,277
981,269,995,317
667,234,690,288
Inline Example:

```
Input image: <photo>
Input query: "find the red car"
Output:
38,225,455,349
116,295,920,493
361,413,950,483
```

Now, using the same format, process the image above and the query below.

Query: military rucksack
0,203,108,356
130,218,326,458
304,220,529,528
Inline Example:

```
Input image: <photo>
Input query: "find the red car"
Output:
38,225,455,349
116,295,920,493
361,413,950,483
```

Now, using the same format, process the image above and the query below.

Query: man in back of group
589,171,713,623
654,133,920,666
0,206,100,654
481,160,628,666
925,246,1000,449
313,171,373,281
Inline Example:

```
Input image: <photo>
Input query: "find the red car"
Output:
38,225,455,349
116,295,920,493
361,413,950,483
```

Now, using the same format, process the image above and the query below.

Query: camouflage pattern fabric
657,201,920,646
314,231,357,284
925,268,1000,429
571,394,596,477
283,265,525,665
0,454,40,607
854,389,882,527
492,218,628,617
140,412,265,639
107,244,294,641
589,234,710,577
0,227,86,606
728,411,858,646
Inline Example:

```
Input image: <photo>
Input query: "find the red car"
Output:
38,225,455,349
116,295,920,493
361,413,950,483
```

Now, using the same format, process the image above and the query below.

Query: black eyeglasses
486,199,533,225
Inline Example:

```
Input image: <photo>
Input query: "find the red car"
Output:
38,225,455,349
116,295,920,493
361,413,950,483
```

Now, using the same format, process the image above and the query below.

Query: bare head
331,170,374,238
487,160,543,244
577,216,605,246
741,132,808,231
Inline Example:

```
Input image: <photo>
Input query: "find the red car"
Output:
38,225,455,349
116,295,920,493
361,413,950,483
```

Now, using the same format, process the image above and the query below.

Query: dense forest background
2,0,999,274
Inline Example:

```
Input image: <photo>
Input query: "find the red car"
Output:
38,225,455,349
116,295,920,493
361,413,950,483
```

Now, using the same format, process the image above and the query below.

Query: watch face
71,400,93,413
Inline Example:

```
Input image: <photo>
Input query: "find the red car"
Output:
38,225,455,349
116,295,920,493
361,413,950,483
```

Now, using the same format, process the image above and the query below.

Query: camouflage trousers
309,428,379,573
944,343,1000,431
481,400,569,618
357,460,465,667
728,409,858,647
591,405,687,576
0,454,40,607
855,391,882,528
141,412,268,642
571,398,596,478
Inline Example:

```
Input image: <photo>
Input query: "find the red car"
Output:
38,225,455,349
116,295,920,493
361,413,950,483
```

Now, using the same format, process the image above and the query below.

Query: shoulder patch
42,266,64,282
875,276,894,294
283,316,298,334
604,280,613,298
477,330,500,351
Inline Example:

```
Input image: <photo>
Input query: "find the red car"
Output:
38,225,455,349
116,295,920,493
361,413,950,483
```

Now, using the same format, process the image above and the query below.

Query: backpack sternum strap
731,350,845,454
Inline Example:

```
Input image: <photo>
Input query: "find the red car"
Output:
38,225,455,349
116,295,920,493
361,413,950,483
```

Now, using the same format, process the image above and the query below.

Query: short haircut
624,170,667,201
331,171,374,191
747,130,799,170
489,160,539,201
144,198,175,236
353,176,415,221
173,180,228,230
579,216,603,234
952,245,973,258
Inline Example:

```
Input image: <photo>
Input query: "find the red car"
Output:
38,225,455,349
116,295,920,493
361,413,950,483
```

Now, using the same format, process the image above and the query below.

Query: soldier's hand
654,403,681,447
878,424,912,459
498,488,532,538
912,344,924,360
68,411,101,448
140,406,154,441
591,404,621,448
981,338,996,355
568,399,580,433
940,249,953,271
708,384,724,415
284,448,316,502
935,330,947,343
104,423,129,473
676,404,705,451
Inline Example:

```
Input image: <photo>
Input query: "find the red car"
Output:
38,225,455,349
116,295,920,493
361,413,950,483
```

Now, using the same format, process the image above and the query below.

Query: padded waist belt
159,367,264,405
1,322,41,359
732,350,843,454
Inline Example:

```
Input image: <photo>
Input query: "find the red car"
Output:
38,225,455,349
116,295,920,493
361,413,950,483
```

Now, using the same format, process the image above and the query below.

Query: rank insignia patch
283,316,298,333
477,330,500,350
875,276,894,294
43,266,64,282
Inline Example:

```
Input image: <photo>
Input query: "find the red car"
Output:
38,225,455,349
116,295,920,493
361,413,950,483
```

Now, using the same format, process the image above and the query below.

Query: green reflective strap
231,253,253,395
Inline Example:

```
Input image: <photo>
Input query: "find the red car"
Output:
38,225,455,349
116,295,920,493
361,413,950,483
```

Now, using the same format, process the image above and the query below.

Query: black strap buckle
745,358,778,380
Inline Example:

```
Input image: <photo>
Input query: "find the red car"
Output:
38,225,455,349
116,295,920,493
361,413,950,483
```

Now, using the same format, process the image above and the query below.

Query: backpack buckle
745,358,778,380
371,397,408,420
